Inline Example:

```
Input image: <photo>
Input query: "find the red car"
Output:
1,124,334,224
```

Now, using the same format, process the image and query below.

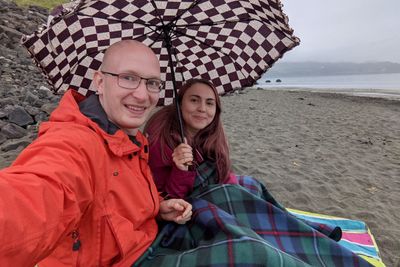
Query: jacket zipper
71,230,81,267
139,156,157,214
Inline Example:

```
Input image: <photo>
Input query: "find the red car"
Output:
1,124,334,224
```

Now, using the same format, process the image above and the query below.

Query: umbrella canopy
22,0,299,106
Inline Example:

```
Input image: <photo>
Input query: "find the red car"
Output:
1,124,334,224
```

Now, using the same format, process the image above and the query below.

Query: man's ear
93,71,104,95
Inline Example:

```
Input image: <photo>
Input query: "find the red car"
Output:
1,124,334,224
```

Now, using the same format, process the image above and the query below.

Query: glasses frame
101,71,163,93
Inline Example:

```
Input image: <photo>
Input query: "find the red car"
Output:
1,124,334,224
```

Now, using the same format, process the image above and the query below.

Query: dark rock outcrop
0,0,61,166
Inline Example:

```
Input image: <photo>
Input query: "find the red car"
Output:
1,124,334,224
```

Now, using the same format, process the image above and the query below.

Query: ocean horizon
259,72,400,90
256,72,400,100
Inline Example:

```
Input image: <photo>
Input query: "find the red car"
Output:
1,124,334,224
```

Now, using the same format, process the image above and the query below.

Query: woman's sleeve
148,139,196,198
165,165,196,199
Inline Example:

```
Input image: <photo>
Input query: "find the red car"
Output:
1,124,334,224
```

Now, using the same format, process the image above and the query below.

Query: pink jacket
148,137,237,198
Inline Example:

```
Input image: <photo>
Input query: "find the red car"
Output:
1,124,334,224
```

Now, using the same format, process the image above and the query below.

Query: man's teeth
126,105,145,111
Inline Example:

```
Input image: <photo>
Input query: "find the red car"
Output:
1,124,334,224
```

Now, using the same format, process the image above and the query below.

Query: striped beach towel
287,208,385,267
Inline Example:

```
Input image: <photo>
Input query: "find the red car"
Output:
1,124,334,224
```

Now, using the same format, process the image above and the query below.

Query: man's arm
0,127,95,265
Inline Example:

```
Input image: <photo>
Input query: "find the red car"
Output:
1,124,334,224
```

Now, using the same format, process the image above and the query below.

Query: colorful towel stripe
287,208,385,267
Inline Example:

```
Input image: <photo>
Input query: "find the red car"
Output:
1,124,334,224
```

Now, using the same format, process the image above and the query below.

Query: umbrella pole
165,42,185,143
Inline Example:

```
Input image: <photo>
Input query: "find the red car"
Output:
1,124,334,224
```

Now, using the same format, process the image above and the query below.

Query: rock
37,86,54,99
0,132,6,145
41,102,58,115
1,123,27,139
0,110,7,118
1,138,31,152
0,0,54,149
25,105,41,116
0,24,22,40
35,112,49,123
0,97,16,108
7,105,34,126
24,90,40,106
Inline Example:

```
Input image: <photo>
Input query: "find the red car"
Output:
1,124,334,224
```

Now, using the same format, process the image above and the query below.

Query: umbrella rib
175,17,259,28
174,0,202,22
75,12,158,27
149,0,167,29
148,0,207,46
147,0,197,36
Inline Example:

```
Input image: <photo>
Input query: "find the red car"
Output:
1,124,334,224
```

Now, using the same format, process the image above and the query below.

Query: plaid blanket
133,162,374,266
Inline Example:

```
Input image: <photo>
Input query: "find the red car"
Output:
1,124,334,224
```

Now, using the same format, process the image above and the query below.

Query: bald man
0,40,192,266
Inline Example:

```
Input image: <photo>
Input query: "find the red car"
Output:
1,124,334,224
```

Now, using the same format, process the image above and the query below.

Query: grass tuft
14,0,68,9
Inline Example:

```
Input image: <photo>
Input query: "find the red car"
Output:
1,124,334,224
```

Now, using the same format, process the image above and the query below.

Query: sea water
257,73,400,99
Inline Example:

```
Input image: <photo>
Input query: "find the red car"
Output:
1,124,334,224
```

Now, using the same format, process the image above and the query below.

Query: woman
144,78,237,198
140,79,375,267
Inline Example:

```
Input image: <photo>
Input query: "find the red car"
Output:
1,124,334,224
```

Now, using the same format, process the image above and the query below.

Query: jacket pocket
98,216,123,266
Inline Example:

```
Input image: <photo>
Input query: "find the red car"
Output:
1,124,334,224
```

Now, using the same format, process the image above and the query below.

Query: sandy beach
221,88,400,266
1,1,399,265
1,87,399,265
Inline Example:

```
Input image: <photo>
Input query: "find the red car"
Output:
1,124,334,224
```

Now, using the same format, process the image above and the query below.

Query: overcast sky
280,0,400,63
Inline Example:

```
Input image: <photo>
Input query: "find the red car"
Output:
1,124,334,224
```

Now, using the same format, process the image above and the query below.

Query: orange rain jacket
0,90,161,266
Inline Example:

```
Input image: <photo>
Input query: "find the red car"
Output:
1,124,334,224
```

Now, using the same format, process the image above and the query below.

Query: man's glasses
101,71,163,93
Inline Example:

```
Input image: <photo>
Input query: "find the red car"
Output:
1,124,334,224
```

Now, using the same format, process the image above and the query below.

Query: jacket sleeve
148,139,196,199
0,127,95,266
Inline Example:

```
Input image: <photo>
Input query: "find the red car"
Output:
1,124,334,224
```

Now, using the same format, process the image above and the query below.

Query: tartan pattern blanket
133,163,375,266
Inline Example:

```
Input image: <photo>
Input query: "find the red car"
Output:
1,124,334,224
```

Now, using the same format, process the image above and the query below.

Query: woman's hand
159,199,192,224
172,139,194,171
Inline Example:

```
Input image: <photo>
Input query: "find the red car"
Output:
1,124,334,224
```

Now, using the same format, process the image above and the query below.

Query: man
0,40,192,266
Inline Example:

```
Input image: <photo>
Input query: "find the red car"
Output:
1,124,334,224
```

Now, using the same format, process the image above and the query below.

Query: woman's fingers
181,153,193,162
172,143,194,170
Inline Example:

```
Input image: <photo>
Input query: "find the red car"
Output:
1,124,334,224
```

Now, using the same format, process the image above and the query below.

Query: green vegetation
14,0,67,9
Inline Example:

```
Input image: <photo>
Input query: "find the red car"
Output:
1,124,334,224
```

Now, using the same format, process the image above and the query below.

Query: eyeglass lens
118,74,161,92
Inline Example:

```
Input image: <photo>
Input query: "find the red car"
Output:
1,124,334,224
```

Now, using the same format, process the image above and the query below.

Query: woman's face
181,83,217,137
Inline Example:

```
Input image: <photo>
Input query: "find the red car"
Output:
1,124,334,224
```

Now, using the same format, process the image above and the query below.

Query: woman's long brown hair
144,78,232,183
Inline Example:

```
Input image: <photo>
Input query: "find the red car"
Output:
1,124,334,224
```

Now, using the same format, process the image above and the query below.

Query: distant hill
265,61,400,77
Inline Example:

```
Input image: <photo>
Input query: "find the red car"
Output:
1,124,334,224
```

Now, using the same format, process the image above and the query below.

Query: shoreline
249,86,400,101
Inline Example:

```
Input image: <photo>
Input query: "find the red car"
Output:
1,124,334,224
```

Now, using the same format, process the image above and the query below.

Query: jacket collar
41,90,147,158
78,93,119,135
78,94,142,148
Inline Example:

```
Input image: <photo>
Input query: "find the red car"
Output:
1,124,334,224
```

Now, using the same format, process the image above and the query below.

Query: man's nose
132,79,149,101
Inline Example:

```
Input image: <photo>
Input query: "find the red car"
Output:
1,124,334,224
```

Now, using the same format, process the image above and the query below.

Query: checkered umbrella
22,0,299,106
